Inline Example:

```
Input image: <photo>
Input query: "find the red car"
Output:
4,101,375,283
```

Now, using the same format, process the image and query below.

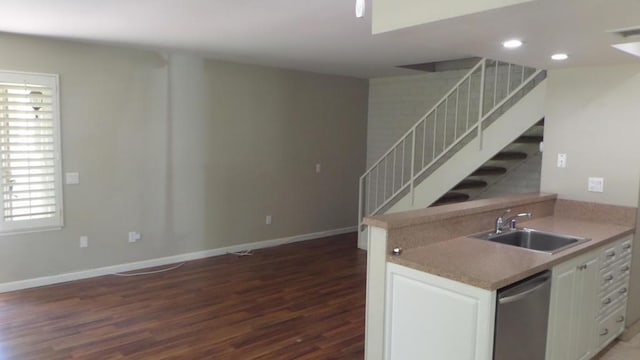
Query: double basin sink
471,228,590,254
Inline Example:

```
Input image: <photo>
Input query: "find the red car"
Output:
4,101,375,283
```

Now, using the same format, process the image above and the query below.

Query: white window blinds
0,71,63,234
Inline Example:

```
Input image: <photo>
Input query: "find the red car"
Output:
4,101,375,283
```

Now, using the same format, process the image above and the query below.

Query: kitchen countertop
364,193,557,230
388,216,634,290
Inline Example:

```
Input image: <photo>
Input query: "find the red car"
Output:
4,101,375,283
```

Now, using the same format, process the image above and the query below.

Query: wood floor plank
0,232,365,359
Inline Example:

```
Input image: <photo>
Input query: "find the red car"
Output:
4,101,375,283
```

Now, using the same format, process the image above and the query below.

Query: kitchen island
363,193,636,360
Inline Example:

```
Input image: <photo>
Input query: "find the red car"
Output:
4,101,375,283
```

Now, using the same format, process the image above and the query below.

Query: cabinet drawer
600,244,618,268
599,269,616,293
618,238,633,258
601,257,632,293
600,284,629,315
616,259,632,278
600,236,633,269
597,305,626,350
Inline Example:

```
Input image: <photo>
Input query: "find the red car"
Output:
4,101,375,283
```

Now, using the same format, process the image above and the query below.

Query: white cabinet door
546,258,579,360
385,263,495,360
575,255,600,360
546,249,601,360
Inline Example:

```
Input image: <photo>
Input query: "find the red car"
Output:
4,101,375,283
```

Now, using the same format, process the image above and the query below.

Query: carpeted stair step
491,151,527,161
513,135,543,144
471,166,507,176
432,192,470,206
453,179,488,191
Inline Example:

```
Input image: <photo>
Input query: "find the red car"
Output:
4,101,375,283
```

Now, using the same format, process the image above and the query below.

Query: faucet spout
505,212,532,231
495,210,532,233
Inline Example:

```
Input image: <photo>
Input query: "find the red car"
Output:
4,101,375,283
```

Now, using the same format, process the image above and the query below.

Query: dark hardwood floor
0,233,366,359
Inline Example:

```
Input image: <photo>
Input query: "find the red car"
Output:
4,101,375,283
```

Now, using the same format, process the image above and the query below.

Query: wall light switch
557,153,567,168
266,215,272,225
65,172,80,185
80,236,88,248
588,177,604,193
315,163,321,173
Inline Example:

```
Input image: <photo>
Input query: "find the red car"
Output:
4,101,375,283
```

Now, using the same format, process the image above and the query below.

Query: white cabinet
595,236,633,352
546,235,633,360
385,263,496,360
546,249,600,360
381,236,633,360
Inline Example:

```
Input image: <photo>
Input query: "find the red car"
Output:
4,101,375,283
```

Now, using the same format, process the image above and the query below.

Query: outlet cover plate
557,153,567,168
588,177,604,193
66,172,80,185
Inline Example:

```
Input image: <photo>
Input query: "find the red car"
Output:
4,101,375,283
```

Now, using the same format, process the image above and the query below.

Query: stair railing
358,58,543,228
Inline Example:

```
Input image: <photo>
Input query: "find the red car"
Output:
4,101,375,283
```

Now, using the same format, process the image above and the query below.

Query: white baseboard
0,226,357,293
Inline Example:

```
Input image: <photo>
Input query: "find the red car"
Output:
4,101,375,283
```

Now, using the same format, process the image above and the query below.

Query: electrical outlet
266,215,272,225
588,177,604,193
80,236,88,248
65,172,80,185
128,231,141,243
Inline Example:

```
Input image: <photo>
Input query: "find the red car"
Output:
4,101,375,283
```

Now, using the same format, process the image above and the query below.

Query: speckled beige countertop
364,193,558,230
389,216,634,290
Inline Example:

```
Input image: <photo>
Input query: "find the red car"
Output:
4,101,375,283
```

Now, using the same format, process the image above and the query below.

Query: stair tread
453,180,488,190
471,166,507,176
513,135,543,143
491,151,527,161
432,192,470,206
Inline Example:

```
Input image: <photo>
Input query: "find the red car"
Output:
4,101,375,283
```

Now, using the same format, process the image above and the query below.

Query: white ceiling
0,0,639,78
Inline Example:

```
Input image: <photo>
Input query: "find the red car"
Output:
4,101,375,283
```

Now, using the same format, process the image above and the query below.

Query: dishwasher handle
499,275,550,305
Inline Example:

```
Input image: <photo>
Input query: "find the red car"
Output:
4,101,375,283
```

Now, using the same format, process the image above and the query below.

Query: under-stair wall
434,119,544,206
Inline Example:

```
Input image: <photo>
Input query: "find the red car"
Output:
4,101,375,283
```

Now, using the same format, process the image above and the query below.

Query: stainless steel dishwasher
494,270,551,360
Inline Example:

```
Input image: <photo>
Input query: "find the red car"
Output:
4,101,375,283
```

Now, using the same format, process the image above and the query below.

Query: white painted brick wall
367,70,468,167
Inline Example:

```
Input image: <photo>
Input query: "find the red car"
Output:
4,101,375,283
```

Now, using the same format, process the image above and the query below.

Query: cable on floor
111,262,185,277
229,250,253,256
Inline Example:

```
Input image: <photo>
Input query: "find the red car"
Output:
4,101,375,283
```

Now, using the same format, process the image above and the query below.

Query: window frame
0,70,63,235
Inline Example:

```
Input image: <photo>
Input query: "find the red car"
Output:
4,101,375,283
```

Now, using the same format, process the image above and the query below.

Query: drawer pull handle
605,275,614,281
607,251,616,258
603,298,612,305
621,265,630,272
617,316,625,323
623,244,631,250
600,328,609,336
619,287,628,294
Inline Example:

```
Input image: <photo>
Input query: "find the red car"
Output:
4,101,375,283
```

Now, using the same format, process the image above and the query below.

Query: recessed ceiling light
551,53,568,61
502,39,523,48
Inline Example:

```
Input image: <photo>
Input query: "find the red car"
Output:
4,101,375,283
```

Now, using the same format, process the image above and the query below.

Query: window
0,71,63,234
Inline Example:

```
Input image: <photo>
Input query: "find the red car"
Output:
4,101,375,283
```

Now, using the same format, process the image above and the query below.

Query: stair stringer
387,79,547,214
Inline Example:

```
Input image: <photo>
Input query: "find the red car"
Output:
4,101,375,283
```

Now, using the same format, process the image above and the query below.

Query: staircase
432,119,544,206
358,58,547,248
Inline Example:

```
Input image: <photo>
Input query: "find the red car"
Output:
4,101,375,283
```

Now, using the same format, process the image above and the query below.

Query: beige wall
0,33,368,283
540,64,640,325
540,65,640,207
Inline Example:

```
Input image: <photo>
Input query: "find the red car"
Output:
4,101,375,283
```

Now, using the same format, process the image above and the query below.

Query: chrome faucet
495,209,532,233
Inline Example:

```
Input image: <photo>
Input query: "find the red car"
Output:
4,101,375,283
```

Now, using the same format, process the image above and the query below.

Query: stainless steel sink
471,228,590,254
